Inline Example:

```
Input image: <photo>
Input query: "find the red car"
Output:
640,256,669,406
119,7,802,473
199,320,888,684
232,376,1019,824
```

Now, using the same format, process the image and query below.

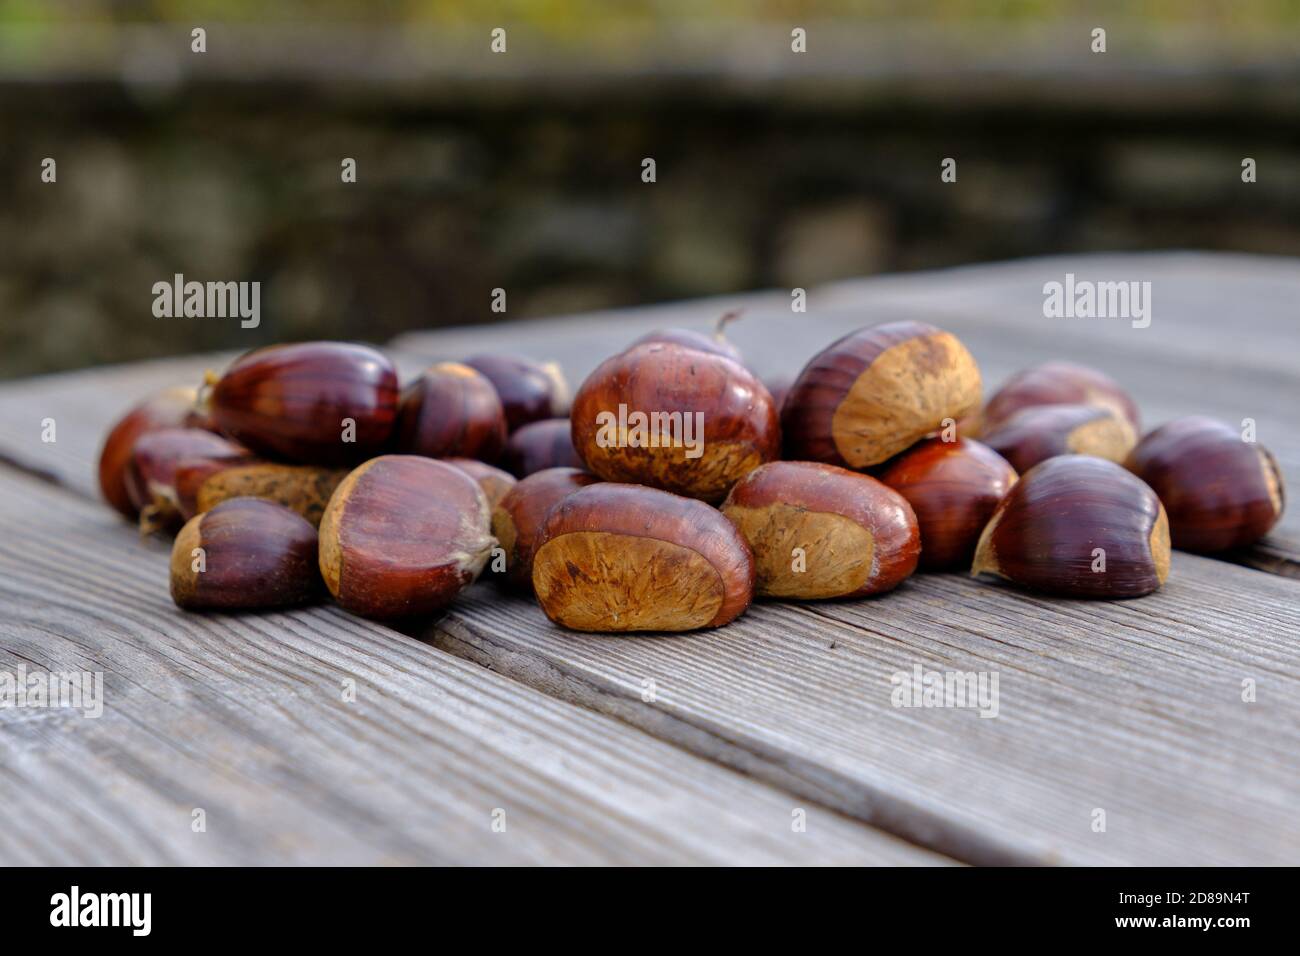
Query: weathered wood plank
430,558,1300,866
0,469,944,865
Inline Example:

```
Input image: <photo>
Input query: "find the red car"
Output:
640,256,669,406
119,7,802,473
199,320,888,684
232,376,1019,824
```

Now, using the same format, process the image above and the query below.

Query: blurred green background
2,1,1299,377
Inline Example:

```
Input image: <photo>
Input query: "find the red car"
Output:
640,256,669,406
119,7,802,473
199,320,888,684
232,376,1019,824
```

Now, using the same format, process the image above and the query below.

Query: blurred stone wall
3,76,1299,378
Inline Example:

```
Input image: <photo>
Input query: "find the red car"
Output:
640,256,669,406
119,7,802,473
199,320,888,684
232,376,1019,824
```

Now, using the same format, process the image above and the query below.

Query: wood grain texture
0,469,943,865
431,559,1300,865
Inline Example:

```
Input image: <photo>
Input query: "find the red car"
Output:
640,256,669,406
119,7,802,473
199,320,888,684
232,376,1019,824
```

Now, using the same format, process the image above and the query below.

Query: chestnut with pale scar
532,483,754,631
319,455,495,620
980,403,1137,474
972,455,1170,599
782,320,981,468
722,461,920,599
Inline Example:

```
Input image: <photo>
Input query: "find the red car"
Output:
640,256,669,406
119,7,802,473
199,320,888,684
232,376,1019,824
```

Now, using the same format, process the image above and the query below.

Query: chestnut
318,455,494,620
501,418,584,478
980,361,1139,436
628,310,744,364
492,467,601,590
126,428,252,534
972,456,1170,599
98,386,209,519
763,375,794,414
394,361,507,462
879,437,1018,571
782,320,982,469
721,461,919,599
206,342,399,465
185,462,348,527
171,498,321,611
980,403,1137,474
532,483,754,632
570,342,780,503
464,354,570,431
441,458,518,510
1125,416,1285,553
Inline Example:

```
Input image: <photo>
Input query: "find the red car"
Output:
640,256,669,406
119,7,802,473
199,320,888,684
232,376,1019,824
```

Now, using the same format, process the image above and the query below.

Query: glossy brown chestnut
491,467,601,589
571,342,780,502
782,320,982,468
186,462,349,527
171,498,321,611
464,354,571,431
721,461,919,598
441,458,518,510
319,456,494,620
126,428,253,533
207,342,399,465
978,361,1139,436
98,386,209,519
501,418,584,478
394,361,507,461
628,310,744,364
1125,416,1285,553
972,456,1170,599
879,437,1018,571
980,403,1137,474
532,483,754,632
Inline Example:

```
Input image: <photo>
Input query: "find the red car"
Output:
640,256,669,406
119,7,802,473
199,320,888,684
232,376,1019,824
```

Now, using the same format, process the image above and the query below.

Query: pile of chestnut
98,317,1286,633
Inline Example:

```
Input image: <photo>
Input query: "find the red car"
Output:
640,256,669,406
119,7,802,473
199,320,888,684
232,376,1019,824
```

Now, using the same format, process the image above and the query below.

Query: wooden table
1,252,1296,865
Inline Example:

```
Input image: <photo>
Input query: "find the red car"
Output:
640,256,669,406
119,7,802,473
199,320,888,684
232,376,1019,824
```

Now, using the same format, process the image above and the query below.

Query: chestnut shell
782,320,981,468
171,498,321,611
722,460,920,598
533,483,755,632
570,341,780,503
1125,416,1285,553
980,361,1139,435
318,455,494,620
879,437,1017,571
980,403,1137,474
491,466,601,590
98,386,208,519
209,342,399,465
501,418,585,478
972,455,1170,599
394,362,507,462
464,354,570,431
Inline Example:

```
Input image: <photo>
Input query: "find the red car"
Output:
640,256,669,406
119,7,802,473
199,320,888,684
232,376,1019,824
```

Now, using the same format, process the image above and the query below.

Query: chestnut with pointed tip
442,458,518,510
782,320,982,469
1125,416,1285,553
879,437,1018,571
186,462,348,527
501,418,584,477
492,467,601,589
126,428,253,534
629,310,744,363
571,342,780,502
979,361,1139,436
318,456,494,620
464,354,570,431
532,483,754,632
722,461,919,598
980,403,1137,474
98,386,210,519
206,342,399,464
171,498,321,611
394,361,507,462
972,456,1170,599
